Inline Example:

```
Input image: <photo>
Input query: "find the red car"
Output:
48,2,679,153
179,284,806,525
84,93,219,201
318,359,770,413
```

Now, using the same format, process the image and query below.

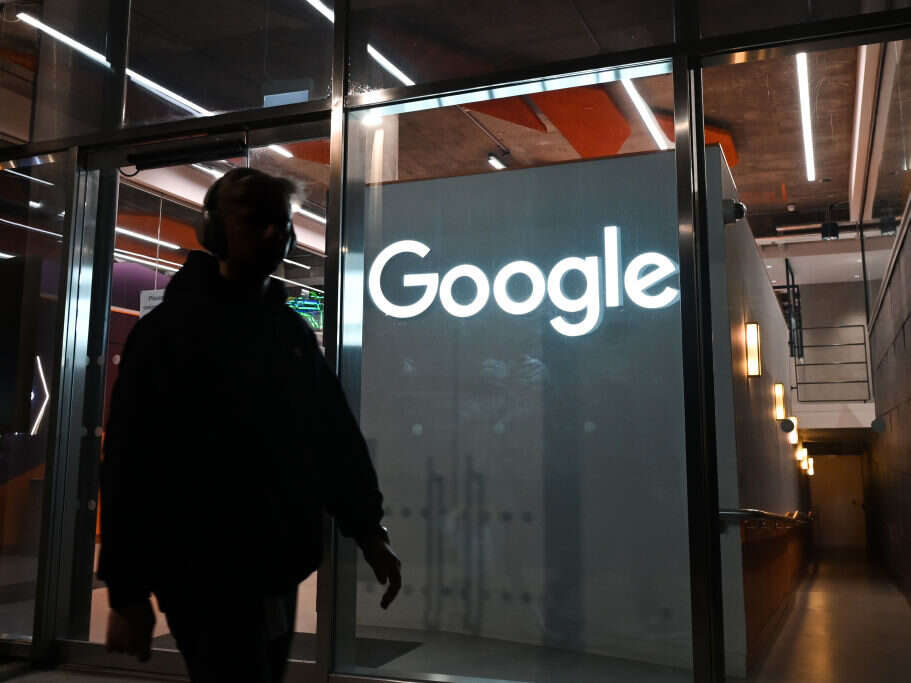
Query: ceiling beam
849,43,882,222
862,41,903,222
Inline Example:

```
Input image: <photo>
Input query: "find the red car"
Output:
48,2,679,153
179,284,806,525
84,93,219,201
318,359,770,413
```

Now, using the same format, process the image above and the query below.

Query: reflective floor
746,552,911,682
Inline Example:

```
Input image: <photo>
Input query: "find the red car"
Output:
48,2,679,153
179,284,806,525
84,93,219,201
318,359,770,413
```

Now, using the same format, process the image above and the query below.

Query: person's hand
105,598,155,662
359,529,402,609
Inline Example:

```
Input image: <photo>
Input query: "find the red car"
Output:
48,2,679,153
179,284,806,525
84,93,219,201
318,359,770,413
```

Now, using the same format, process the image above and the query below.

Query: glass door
52,124,331,679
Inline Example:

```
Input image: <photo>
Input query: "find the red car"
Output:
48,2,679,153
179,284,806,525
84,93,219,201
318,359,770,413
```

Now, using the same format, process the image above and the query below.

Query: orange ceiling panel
284,140,330,165
463,97,546,132
530,87,630,158
656,114,739,167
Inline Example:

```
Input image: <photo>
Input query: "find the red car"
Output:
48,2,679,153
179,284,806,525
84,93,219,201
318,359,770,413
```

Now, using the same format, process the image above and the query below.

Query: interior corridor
747,552,911,682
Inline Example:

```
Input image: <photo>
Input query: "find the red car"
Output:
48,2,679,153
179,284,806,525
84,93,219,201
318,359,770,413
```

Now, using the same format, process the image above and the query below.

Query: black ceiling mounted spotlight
820,201,848,241
821,220,839,240
880,214,898,236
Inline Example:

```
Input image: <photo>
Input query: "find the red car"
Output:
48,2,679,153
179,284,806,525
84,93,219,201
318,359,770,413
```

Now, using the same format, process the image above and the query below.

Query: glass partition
0,1,118,143
347,0,674,95
124,0,333,126
0,156,70,638
698,0,911,38
338,62,694,682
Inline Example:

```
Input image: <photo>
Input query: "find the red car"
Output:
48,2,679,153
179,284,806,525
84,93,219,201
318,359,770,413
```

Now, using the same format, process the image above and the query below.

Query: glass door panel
64,134,329,671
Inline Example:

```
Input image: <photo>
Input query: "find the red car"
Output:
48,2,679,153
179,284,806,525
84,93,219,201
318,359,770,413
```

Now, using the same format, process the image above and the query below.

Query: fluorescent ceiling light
115,227,180,250
0,217,62,238
17,13,110,67
115,248,182,268
283,258,312,270
366,44,415,86
487,154,506,170
270,273,323,293
304,0,335,22
3,168,55,187
114,251,180,273
0,251,15,259
293,204,327,224
126,68,213,116
192,163,225,179
268,144,294,159
621,78,671,151
28,201,43,209
796,53,816,182
30,356,50,436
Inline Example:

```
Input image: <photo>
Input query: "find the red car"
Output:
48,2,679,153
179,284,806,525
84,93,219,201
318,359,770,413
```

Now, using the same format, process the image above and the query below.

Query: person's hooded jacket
98,251,383,610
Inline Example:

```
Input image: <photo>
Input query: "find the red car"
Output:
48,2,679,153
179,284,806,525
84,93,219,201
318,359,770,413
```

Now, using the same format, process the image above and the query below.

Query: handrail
794,324,871,402
719,508,814,526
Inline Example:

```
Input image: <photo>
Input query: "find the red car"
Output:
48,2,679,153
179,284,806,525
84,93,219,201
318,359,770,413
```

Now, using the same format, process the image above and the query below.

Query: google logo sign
367,226,679,337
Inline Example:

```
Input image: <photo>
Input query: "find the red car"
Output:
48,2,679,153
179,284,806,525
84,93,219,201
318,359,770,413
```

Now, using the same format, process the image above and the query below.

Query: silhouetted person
99,168,401,682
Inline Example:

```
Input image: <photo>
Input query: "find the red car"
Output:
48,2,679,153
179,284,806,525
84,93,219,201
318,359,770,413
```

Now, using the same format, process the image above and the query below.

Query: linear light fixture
774,382,786,420
115,248,182,268
366,44,415,86
796,53,816,182
796,446,807,462
192,164,225,179
3,168,55,187
115,227,180,250
126,68,213,116
801,457,809,471
487,154,506,170
17,13,110,66
28,201,43,209
30,356,50,436
283,258,312,270
807,458,815,476
114,251,180,273
746,322,761,376
304,0,335,22
788,416,799,445
293,204,327,225
268,144,294,159
0,251,15,259
621,78,671,151
0,217,62,238
270,273,323,293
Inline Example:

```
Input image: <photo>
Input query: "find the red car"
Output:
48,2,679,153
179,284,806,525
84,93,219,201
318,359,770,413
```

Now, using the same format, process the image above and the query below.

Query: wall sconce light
746,323,761,376
774,383,786,420
796,446,807,462
788,416,799,445
801,457,809,471
807,458,815,476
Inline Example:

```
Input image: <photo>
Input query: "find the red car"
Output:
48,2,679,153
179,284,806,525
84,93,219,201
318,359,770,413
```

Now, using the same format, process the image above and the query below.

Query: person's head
198,168,296,282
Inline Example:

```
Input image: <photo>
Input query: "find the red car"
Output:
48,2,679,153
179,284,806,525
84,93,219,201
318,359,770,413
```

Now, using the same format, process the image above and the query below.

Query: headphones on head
200,169,296,261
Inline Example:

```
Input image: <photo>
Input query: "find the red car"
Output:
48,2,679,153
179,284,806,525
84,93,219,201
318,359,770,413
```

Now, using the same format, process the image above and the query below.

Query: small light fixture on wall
774,383,786,420
788,416,799,445
801,457,809,471
796,446,807,462
808,458,815,476
746,323,761,376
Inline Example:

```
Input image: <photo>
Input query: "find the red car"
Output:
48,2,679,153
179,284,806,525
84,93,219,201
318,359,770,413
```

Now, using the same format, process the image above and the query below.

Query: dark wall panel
869,221,911,600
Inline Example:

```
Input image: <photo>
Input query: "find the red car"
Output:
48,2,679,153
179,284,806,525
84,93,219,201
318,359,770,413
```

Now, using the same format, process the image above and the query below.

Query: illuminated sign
368,226,679,337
